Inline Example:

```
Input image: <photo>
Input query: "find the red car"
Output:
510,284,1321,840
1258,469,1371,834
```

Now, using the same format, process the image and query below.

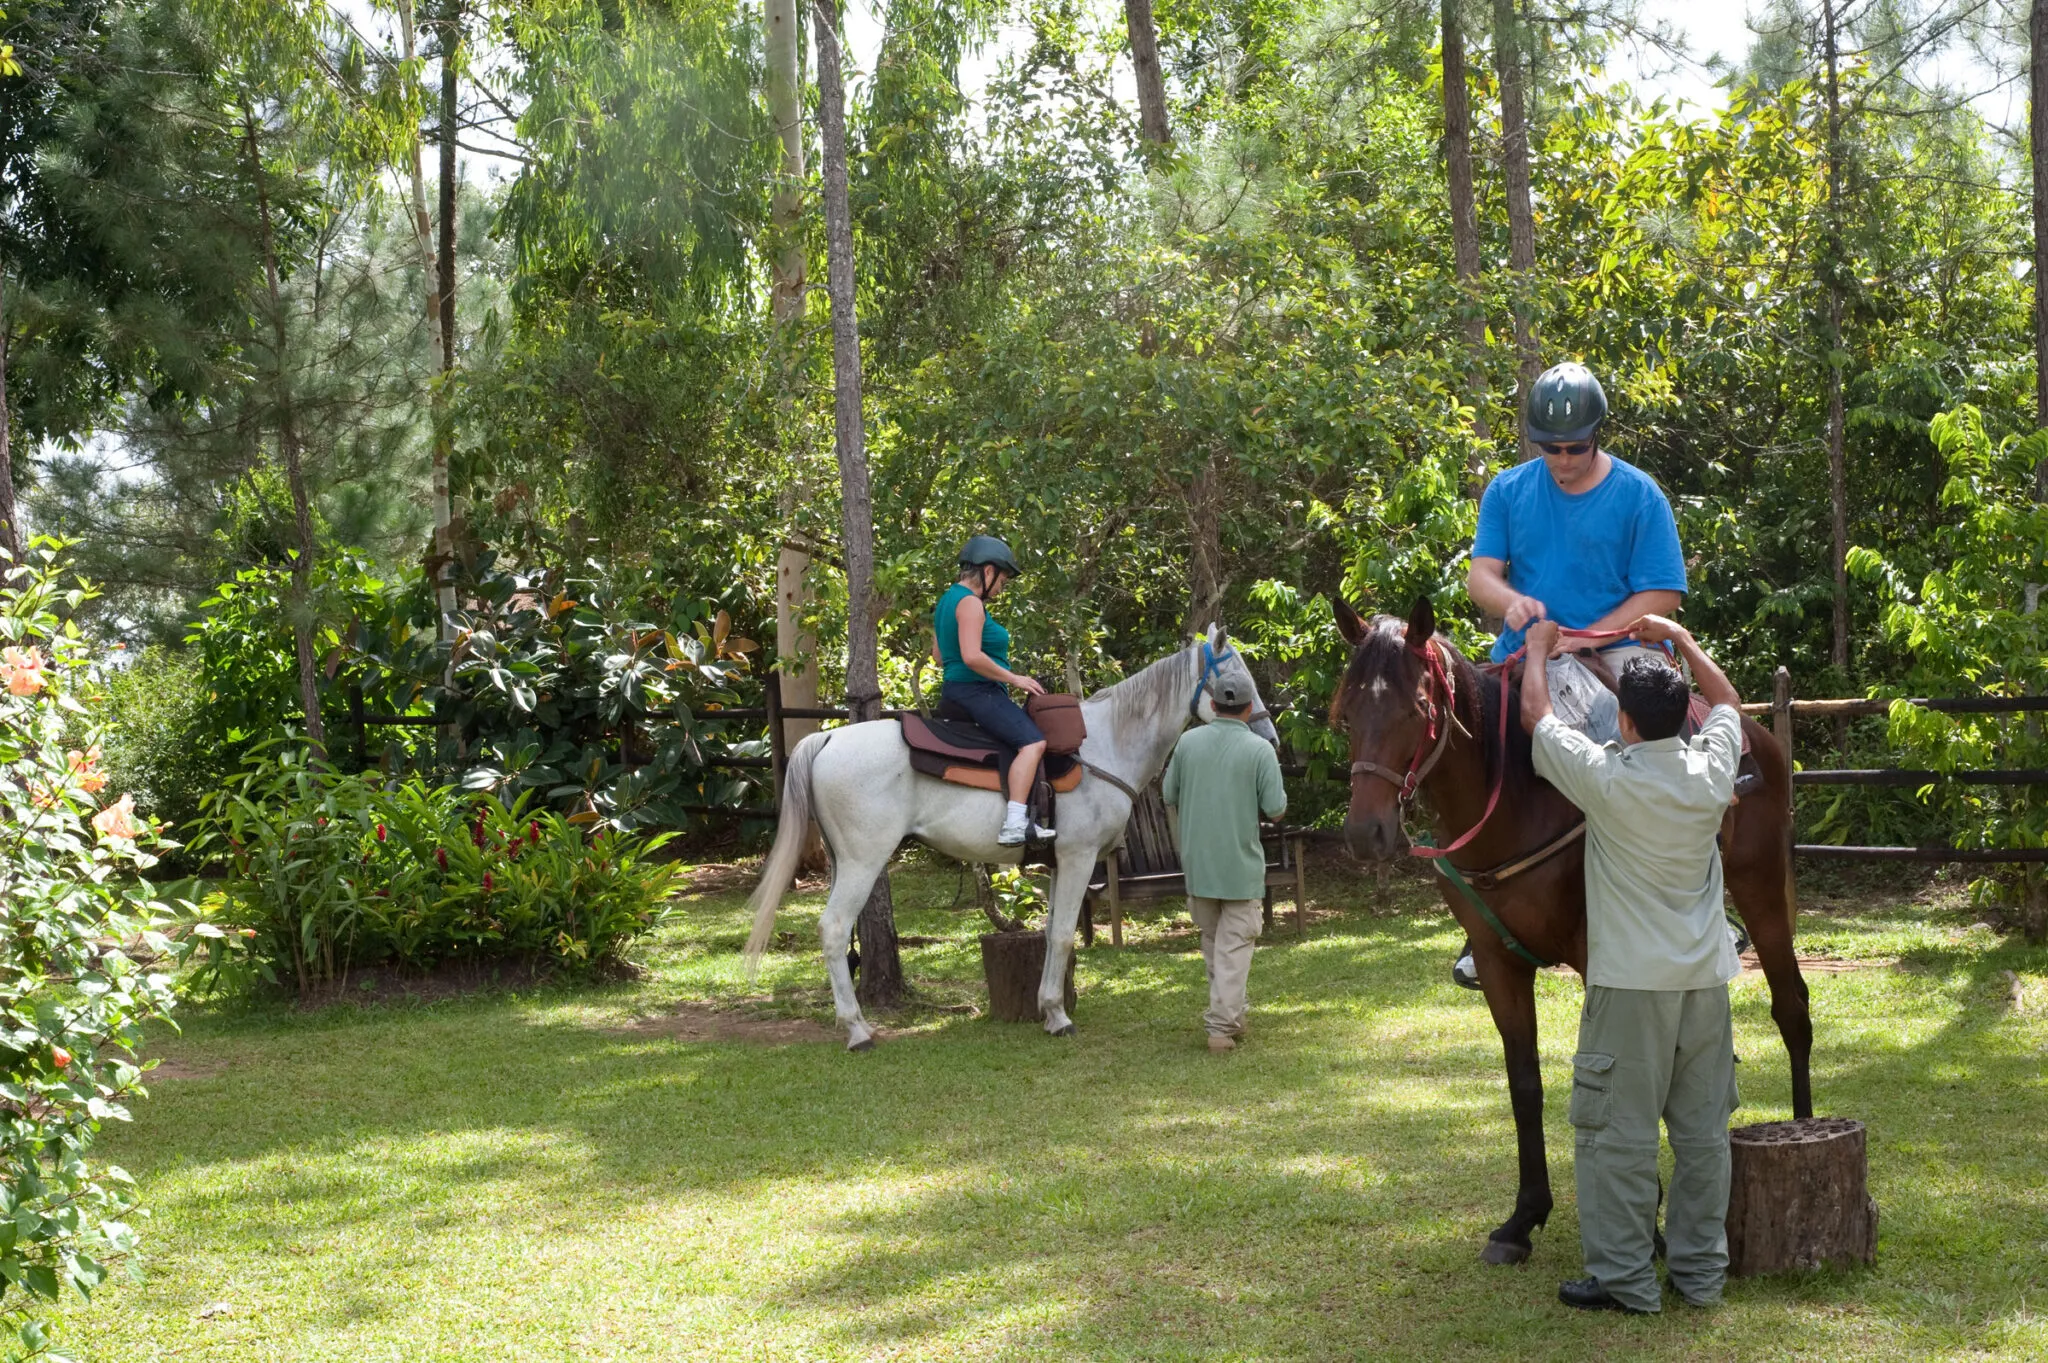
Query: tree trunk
813,0,903,1008
1822,0,1849,676
767,0,822,835
1183,448,1226,635
1727,1118,1877,1275
242,109,326,764
434,0,461,624
1443,0,1492,489
400,0,454,635
1125,0,1171,151
2033,0,2048,450
980,929,1076,1022
1492,0,1539,440
0,271,18,562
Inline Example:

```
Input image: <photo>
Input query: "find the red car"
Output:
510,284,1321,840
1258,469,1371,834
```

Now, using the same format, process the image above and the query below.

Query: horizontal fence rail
383,666,2044,866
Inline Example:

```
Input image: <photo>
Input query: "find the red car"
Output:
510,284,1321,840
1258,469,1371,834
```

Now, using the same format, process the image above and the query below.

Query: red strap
1404,625,1643,860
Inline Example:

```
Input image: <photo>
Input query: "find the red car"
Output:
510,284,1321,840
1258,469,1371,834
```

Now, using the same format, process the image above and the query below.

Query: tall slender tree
1492,0,1539,427
432,0,461,637
766,0,822,793
1821,0,1850,674
396,0,453,630
1442,0,1491,485
1126,0,1172,150
0,271,16,559
2033,0,2048,453
813,0,903,1008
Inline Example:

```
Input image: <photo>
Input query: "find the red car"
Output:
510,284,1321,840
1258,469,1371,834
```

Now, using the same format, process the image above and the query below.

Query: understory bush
197,749,682,992
93,647,214,848
1,543,236,1360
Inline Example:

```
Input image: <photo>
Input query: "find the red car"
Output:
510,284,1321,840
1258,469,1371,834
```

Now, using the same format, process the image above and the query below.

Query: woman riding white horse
746,624,1278,1050
935,535,1054,846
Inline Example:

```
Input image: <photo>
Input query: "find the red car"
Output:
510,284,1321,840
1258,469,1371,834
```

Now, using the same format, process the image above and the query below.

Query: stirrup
1028,821,1056,841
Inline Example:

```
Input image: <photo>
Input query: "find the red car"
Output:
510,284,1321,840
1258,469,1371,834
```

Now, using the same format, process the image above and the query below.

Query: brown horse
1331,596,1812,1266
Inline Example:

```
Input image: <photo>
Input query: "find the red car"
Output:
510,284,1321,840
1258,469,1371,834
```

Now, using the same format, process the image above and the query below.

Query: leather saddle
1549,651,1760,797
899,711,1081,794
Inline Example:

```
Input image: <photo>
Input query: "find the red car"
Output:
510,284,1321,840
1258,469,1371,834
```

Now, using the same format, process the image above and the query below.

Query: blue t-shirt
1472,455,1687,662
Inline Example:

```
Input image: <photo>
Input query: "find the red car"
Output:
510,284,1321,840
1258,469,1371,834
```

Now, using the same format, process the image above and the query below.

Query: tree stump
1728,1118,1878,1276
979,931,1075,1023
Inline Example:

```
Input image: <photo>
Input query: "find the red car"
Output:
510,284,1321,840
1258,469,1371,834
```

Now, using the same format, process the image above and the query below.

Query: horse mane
1087,641,1196,731
1336,617,1541,797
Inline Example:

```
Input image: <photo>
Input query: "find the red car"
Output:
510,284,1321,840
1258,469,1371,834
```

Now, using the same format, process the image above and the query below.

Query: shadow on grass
94,874,2048,1359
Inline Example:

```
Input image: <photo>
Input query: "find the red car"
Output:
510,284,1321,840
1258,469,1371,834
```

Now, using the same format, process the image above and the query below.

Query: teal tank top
934,583,1010,685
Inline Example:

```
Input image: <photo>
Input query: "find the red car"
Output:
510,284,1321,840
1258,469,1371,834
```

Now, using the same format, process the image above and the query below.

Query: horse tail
744,730,828,978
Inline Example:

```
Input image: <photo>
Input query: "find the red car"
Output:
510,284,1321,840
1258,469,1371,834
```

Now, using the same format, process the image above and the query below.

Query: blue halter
1190,639,1245,720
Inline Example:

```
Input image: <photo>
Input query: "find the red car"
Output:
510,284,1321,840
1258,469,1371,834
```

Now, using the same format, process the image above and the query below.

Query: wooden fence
356,669,2048,865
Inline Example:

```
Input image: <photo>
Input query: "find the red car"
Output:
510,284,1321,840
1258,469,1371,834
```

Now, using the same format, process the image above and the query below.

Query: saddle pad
900,712,1004,764
1682,695,1754,756
906,748,1083,793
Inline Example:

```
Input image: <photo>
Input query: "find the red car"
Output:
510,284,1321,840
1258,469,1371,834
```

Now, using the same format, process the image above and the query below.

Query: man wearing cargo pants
1161,678,1287,1053
1523,614,1744,1314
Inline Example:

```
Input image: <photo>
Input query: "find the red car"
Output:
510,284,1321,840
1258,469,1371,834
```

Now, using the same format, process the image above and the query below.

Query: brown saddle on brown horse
898,712,1082,793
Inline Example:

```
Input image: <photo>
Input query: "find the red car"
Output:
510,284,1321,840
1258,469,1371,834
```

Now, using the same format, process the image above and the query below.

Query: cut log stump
979,931,1076,1023
1728,1117,1878,1276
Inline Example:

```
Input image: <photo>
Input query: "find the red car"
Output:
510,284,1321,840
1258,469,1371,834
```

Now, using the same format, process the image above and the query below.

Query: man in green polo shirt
1161,677,1287,1053
1523,614,1745,1315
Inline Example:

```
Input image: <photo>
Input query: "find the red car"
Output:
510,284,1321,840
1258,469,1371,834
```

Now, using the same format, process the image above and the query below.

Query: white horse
744,625,1278,1050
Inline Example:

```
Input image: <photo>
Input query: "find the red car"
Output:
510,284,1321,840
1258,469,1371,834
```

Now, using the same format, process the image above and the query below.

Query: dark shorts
939,678,1044,750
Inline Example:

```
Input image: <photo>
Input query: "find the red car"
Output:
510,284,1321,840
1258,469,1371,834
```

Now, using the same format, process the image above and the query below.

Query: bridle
1349,638,1460,805
1190,638,1271,727
1348,626,1634,860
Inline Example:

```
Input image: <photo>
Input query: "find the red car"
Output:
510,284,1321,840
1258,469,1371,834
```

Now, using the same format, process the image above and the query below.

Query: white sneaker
997,817,1028,846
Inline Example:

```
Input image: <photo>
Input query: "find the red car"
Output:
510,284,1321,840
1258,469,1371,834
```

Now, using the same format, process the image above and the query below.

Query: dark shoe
1558,1278,1650,1314
1727,917,1751,956
1452,948,1482,992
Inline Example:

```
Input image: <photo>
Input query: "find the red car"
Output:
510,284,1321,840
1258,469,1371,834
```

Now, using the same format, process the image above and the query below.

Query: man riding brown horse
1449,362,1697,989
1328,593,1813,1269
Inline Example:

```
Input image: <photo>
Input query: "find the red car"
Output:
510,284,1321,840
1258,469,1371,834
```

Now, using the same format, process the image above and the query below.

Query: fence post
1773,665,1797,916
766,670,787,798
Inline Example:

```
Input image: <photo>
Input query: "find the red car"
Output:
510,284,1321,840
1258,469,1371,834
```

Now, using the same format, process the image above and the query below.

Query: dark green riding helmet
958,534,1022,578
1524,362,1609,444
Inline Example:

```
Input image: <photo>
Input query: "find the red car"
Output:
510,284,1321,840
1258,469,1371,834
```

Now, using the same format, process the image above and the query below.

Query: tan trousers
1188,896,1261,1037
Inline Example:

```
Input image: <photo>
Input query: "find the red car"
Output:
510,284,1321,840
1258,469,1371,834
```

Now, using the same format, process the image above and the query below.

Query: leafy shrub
198,748,682,992
1849,406,2048,934
93,647,215,843
0,543,236,1357
357,553,768,831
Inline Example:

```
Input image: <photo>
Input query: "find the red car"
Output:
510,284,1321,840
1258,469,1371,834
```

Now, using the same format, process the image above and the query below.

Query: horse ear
1332,597,1367,648
1404,595,1437,649
1213,623,1228,650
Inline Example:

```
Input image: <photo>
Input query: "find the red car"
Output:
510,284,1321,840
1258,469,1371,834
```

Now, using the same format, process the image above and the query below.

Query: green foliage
0,543,231,1360
197,748,682,993
1849,406,2048,930
93,648,216,843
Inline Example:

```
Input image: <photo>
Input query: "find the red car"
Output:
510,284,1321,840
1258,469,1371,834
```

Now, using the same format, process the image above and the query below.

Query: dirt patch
678,862,761,896
605,1003,837,1045
1738,951,1896,979
147,1057,229,1081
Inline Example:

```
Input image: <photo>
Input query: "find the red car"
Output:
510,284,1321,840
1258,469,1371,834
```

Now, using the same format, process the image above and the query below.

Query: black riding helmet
1525,362,1608,445
958,534,1022,578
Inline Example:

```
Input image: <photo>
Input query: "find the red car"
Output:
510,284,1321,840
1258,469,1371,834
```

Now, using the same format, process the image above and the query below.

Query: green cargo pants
1569,983,1740,1312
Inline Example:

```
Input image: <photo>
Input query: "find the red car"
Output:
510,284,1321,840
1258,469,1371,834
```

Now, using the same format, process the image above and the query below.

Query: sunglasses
1538,440,1596,457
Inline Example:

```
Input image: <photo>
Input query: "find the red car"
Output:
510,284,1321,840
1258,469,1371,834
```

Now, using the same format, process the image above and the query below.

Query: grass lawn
54,858,2048,1361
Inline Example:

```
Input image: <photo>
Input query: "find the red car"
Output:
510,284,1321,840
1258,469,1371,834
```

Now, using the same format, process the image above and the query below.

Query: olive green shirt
1531,705,1744,991
1160,719,1287,901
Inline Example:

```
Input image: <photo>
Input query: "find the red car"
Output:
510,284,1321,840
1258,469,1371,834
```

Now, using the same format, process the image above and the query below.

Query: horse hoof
1481,1239,1532,1266
1050,1023,1076,1038
848,1037,876,1053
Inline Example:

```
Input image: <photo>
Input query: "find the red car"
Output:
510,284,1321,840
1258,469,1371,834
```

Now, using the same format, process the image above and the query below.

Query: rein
1350,626,1633,860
